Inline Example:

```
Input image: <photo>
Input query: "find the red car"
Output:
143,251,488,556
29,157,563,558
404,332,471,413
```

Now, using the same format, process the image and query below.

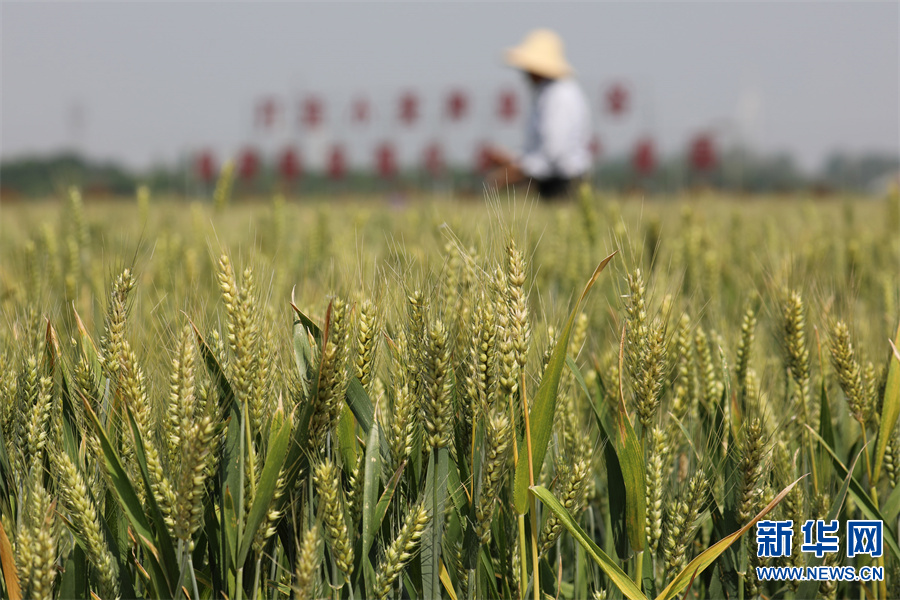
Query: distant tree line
1,149,896,199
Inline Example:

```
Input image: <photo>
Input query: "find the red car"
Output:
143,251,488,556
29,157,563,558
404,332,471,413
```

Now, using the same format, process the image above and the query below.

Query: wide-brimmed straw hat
504,29,573,79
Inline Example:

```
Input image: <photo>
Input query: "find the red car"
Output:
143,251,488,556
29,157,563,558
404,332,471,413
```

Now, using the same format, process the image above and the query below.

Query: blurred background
1,2,898,199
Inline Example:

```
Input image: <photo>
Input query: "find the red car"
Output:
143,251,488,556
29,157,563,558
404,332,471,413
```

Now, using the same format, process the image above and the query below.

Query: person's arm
483,146,516,169
486,162,525,187
483,146,526,187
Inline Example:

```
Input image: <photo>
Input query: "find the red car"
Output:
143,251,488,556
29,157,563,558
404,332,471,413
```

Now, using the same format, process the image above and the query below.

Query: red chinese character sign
300,96,325,129
589,135,602,162
351,96,370,125
446,89,469,122
238,148,260,181
497,89,519,123
633,138,655,175
689,133,716,171
196,150,216,184
398,92,419,126
375,142,397,179
256,97,279,130
474,142,493,174
606,83,629,117
278,147,302,181
423,142,444,177
327,145,347,180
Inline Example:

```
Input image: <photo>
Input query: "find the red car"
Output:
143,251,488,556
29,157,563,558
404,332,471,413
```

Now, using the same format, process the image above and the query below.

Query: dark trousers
535,176,575,200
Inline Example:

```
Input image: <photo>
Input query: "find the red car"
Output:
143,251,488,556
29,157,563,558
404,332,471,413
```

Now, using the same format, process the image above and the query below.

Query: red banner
446,89,469,121
256,97,278,130
238,147,260,180
278,147,301,180
351,96,370,124
196,150,216,183
375,142,397,178
589,134,602,161
690,134,716,171
423,142,444,176
398,92,419,126
300,95,324,128
606,83,629,116
327,144,346,180
497,89,518,122
474,142,493,173
633,138,655,175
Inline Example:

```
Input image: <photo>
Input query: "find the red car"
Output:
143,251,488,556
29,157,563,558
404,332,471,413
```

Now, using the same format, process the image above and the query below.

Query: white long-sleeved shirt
518,78,592,180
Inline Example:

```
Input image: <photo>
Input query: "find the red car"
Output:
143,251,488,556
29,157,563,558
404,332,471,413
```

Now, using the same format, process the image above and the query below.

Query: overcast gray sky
2,2,898,173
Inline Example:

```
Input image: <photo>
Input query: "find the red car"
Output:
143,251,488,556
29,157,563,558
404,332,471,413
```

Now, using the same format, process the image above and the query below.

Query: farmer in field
485,29,592,200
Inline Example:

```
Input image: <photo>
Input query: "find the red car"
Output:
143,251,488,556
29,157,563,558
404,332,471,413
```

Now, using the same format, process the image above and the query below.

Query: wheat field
0,185,898,600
